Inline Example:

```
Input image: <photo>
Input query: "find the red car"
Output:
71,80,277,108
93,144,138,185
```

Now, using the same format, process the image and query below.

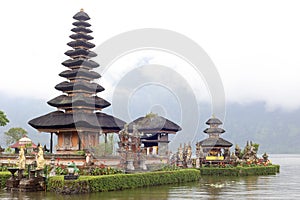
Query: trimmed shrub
47,169,200,194
200,165,280,176
0,172,12,188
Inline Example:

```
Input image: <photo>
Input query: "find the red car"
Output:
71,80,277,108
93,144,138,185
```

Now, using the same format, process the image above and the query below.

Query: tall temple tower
29,9,125,154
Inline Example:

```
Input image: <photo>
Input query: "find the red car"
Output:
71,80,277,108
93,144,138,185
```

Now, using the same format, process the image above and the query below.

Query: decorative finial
212,113,215,118
80,8,84,12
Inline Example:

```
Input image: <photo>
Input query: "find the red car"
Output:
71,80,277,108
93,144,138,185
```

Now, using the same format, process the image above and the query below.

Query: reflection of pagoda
29,9,125,153
197,116,232,159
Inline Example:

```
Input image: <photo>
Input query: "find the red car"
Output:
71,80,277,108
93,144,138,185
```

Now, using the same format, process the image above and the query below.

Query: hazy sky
1,0,300,112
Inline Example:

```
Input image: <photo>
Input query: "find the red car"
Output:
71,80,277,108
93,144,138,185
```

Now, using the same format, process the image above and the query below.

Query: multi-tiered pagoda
197,116,232,159
29,9,125,154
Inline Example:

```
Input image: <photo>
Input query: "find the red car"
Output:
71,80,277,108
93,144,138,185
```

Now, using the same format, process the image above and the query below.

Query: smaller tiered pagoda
197,116,232,161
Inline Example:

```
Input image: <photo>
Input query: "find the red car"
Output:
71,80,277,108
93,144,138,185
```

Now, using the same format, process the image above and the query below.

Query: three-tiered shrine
29,9,125,153
197,116,232,160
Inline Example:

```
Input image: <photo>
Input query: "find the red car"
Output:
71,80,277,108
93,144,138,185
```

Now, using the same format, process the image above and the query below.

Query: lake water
1,154,299,200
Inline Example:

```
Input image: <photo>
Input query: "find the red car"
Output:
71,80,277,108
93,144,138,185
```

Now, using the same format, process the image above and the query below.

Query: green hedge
0,172,12,188
47,169,200,194
200,165,280,176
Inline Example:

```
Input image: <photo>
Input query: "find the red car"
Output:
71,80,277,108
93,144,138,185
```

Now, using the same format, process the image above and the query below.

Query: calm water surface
1,154,299,200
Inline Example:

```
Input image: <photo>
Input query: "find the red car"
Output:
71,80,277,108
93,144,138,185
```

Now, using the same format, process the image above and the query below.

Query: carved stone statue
230,152,239,166
235,144,241,158
36,146,45,170
187,143,192,162
85,152,92,166
18,146,26,170
177,144,183,161
223,148,230,160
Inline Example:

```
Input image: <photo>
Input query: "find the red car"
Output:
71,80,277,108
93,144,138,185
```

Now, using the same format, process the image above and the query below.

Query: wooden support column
79,136,81,150
50,132,53,154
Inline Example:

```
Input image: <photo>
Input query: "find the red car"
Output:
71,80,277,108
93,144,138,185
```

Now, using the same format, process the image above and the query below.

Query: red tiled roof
10,141,37,148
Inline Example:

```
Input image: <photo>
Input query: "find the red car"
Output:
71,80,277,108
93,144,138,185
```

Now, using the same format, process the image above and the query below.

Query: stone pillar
153,146,158,155
158,143,168,156
139,159,147,170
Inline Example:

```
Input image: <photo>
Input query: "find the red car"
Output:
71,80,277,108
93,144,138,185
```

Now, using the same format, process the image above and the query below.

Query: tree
0,110,9,126
4,127,27,146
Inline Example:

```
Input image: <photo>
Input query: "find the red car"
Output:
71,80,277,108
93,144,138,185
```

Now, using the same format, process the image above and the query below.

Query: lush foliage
55,166,68,176
0,165,8,172
48,169,200,194
200,165,280,176
158,164,181,171
76,150,85,156
0,110,9,127
87,166,123,176
0,172,12,188
4,127,27,145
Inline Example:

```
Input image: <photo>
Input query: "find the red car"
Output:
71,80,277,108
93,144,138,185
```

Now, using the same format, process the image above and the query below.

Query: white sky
1,0,300,112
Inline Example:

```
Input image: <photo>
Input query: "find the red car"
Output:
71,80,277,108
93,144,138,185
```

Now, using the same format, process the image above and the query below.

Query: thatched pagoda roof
128,113,181,133
29,111,125,132
47,94,110,109
72,21,91,27
55,81,104,93
65,49,97,58
71,27,92,34
70,33,94,40
67,40,95,49
62,59,99,68
59,69,101,79
198,137,232,148
206,117,223,125
204,127,225,134
73,9,90,21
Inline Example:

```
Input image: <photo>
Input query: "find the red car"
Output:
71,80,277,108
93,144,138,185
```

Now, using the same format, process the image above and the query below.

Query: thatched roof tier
65,49,97,58
62,59,99,68
67,40,95,49
128,113,181,133
72,21,91,27
198,137,232,148
70,33,94,41
28,111,125,132
47,94,110,109
73,9,90,21
203,127,225,134
71,27,92,34
206,117,223,125
59,69,101,80
55,81,104,93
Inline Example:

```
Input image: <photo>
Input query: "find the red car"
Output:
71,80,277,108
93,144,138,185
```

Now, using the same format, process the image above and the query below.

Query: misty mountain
0,95,299,154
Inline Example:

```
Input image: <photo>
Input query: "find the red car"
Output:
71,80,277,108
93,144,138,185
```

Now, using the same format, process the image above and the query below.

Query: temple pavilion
29,9,125,154
196,116,232,160
128,113,181,156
